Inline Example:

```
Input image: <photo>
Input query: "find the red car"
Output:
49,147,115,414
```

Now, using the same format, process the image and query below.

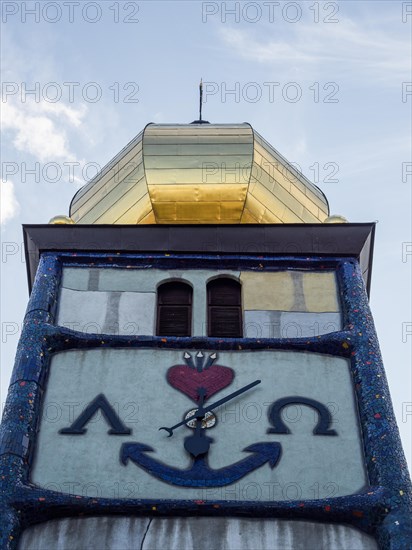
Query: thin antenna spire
199,78,203,122
191,79,209,124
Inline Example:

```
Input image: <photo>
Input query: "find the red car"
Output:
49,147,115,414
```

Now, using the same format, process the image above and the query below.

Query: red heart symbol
167,364,234,403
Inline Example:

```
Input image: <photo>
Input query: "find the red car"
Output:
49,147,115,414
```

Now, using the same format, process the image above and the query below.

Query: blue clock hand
159,379,261,437
183,388,214,457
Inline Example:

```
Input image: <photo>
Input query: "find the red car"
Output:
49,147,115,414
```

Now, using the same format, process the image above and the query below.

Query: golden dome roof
69,123,329,224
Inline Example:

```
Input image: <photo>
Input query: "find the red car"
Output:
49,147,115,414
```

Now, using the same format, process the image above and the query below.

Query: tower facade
1,123,411,549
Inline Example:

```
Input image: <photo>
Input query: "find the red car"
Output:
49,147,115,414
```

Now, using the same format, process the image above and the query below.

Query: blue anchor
120,441,282,487
120,379,282,487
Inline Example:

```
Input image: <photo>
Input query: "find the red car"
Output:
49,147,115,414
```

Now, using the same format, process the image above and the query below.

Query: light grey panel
118,292,155,336
19,517,378,550
57,288,156,335
60,267,241,337
62,267,239,293
244,310,282,338
244,311,342,338
61,268,90,291
290,271,306,311
144,143,253,156
57,288,108,333
280,312,342,337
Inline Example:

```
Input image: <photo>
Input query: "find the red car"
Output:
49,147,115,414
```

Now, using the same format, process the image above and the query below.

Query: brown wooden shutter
157,282,192,337
207,278,242,337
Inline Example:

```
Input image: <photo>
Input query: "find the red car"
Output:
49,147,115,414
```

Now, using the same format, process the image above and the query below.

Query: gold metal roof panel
70,123,329,225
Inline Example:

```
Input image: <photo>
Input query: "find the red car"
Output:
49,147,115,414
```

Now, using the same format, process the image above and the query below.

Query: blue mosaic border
0,252,411,549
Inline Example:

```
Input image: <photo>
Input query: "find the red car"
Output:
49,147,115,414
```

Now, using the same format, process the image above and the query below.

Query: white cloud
1,180,20,225
219,17,410,81
2,100,87,163
152,111,165,123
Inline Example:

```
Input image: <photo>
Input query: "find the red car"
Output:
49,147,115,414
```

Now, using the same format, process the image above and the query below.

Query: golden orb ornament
324,215,348,224
48,215,75,225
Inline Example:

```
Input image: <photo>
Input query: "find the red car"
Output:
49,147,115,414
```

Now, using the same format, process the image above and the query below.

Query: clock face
32,348,367,502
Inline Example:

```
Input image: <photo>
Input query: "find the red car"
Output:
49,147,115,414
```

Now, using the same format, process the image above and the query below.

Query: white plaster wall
31,349,367,501
19,517,378,550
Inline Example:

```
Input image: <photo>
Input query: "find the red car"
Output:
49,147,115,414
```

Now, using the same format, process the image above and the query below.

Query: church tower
1,121,411,549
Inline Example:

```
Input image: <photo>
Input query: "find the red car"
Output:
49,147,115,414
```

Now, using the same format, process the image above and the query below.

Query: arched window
157,282,192,337
207,278,242,338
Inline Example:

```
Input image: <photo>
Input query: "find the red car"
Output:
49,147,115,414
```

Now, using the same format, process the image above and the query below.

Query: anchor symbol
120,367,282,487
159,381,261,456
120,441,282,487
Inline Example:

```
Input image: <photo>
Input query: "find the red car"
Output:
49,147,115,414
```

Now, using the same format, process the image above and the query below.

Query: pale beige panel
255,143,308,195
92,177,149,224
144,126,252,136
75,166,145,223
249,184,290,221
143,134,254,145
253,149,291,192
146,124,251,130
143,144,253,156
137,209,156,224
114,192,152,224
241,272,295,311
250,159,277,192
241,194,266,223
304,186,330,216
135,194,154,224
275,205,304,223
144,154,252,170
258,183,307,221
72,142,143,211
303,272,340,312
72,152,144,220
248,184,304,224
281,178,321,217
255,137,329,216
242,194,283,224
300,205,322,223
73,144,143,209
146,167,251,185
254,139,328,213
254,133,324,200
254,143,305,196
251,160,319,222
72,132,143,205
261,208,285,223
145,122,252,134
74,169,145,222
240,208,260,223
149,184,248,203
272,181,306,219
289,181,317,213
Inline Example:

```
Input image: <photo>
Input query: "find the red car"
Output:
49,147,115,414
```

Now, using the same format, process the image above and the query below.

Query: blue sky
1,1,411,471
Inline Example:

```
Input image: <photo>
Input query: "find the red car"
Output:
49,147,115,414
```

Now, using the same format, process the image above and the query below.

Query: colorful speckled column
0,252,411,549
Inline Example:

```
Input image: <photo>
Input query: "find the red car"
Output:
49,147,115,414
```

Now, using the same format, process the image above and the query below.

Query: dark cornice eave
23,223,376,296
